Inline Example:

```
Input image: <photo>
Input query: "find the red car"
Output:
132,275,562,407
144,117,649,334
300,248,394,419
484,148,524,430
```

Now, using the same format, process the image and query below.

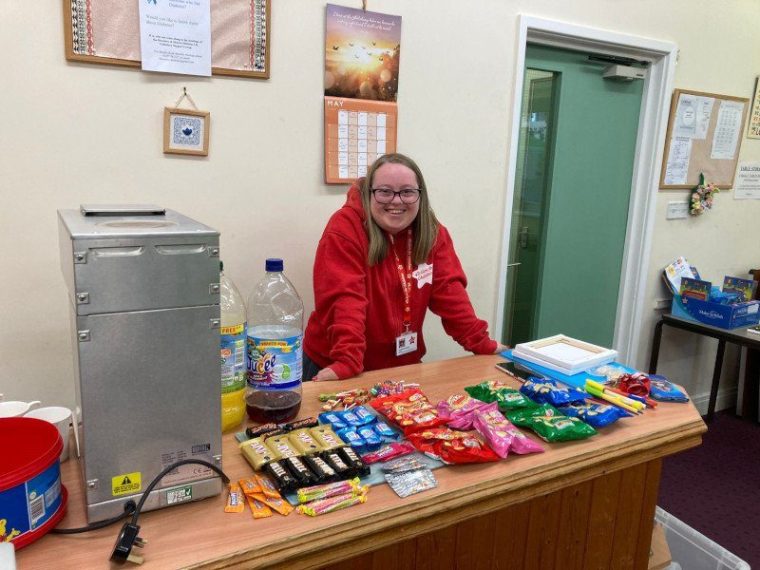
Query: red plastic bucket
0,417,68,549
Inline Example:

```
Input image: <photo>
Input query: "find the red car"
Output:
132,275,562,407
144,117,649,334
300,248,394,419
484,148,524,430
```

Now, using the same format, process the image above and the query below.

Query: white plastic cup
24,406,73,462
0,400,41,418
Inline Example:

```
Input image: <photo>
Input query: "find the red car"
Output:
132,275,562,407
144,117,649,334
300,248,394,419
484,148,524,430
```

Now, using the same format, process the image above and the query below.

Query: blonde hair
360,153,439,266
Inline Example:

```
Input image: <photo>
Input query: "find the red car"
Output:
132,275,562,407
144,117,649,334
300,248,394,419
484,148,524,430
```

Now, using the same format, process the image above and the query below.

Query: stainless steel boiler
58,205,222,522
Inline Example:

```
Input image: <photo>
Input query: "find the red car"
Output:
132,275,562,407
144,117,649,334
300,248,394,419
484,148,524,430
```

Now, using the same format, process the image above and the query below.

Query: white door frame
494,15,677,365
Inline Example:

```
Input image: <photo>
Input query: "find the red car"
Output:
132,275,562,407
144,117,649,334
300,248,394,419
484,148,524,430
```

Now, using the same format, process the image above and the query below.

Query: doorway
503,44,645,347
495,17,677,364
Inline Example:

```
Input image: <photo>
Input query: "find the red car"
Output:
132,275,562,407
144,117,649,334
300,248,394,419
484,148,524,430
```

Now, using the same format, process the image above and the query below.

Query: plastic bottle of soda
245,258,303,423
219,261,247,432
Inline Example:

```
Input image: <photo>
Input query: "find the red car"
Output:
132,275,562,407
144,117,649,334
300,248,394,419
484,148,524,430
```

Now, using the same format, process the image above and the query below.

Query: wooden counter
17,355,706,569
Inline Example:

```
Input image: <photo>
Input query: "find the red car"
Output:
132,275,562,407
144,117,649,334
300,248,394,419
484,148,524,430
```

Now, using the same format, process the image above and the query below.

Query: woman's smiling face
369,162,420,235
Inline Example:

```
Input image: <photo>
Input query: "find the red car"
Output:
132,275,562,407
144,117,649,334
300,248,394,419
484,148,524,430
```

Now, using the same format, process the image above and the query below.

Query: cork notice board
63,0,270,79
660,89,749,189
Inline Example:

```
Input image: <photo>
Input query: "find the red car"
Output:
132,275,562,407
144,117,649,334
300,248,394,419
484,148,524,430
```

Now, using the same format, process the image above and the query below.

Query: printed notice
694,97,714,140
663,137,692,185
711,100,744,160
139,0,211,77
674,94,714,140
734,162,760,200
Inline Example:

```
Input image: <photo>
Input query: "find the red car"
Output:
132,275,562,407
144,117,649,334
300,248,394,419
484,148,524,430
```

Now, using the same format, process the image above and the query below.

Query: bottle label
246,334,303,389
221,323,246,393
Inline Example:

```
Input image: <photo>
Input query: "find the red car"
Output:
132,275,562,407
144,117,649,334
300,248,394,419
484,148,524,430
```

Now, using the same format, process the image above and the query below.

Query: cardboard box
671,294,760,329
648,522,671,570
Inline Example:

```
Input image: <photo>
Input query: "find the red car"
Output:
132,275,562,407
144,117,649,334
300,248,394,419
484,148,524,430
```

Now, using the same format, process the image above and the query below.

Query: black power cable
51,501,136,534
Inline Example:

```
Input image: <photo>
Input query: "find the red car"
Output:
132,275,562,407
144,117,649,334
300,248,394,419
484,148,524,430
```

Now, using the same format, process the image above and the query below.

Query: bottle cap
266,258,284,272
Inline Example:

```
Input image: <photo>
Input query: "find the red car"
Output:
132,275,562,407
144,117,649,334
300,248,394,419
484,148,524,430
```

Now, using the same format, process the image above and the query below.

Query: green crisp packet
465,381,537,411
506,404,596,443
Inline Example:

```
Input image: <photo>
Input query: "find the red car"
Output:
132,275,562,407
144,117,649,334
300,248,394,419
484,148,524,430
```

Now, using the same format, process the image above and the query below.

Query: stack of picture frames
323,4,401,183
63,0,270,79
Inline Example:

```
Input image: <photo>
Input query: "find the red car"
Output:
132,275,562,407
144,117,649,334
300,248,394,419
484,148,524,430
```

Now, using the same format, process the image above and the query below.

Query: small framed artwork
163,108,210,156
747,76,760,139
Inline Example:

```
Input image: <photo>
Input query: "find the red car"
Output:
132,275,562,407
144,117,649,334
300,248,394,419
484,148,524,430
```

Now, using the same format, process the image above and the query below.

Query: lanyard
388,229,413,332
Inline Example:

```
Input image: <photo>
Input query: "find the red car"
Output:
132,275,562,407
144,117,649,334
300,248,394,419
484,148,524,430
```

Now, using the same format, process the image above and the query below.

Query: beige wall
2,1,759,413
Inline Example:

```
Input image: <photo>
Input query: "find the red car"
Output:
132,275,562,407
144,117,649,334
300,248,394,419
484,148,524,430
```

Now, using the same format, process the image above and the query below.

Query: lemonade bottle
220,261,247,432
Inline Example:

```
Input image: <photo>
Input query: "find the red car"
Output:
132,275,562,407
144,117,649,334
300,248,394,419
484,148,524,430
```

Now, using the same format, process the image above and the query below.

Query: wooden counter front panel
324,459,662,570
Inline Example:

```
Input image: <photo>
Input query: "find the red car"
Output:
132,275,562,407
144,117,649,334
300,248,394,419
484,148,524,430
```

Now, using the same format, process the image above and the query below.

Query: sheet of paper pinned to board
673,94,714,140
711,100,744,159
734,162,760,200
663,137,692,185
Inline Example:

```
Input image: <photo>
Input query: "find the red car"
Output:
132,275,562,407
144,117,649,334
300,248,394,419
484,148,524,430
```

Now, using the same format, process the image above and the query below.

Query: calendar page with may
323,4,401,183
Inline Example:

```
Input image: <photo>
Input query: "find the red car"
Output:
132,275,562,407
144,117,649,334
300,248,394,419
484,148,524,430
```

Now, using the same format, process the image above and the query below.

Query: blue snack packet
520,376,587,407
354,406,377,425
373,421,399,441
340,410,364,427
336,427,366,451
558,401,630,428
357,426,383,452
648,374,689,403
318,411,348,431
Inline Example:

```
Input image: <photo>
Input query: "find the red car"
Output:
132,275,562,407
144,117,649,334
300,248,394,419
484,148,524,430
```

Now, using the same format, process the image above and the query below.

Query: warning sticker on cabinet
112,472,142,496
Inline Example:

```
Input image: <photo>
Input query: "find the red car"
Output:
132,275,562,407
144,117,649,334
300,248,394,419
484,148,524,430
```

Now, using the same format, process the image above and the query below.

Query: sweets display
370,389,446,436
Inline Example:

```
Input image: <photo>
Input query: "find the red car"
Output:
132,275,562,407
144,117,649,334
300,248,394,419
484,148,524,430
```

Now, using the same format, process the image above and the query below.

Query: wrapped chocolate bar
310,425,346,451
266,434,300,459
289,428,323,455
264,460,297,492
362,441,415,464
337,446,371,477
296,477,363,504
304,454,338,483
239,437,277,471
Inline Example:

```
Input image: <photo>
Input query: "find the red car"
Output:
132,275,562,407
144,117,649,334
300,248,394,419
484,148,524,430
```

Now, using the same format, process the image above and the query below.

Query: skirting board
690,386,738,416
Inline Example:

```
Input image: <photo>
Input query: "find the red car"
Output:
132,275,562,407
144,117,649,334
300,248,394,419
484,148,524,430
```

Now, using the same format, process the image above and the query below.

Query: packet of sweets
372,421,399,441
558,401,630,428
520,377,587,407
353,407,377,425
471,403,514,458
246,494,273,519
362,441,415,464
254,473,283,499
238,477,263,496
297,492,367,517
297,477,361,504
385,468,438,498
318,411,348,431
239,437,276,471
357,426,382,451
381,456,426,474
224,483,245,513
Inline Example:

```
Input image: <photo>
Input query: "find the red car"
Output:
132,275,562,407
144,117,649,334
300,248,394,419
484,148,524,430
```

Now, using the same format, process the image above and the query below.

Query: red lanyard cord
389,229,413,331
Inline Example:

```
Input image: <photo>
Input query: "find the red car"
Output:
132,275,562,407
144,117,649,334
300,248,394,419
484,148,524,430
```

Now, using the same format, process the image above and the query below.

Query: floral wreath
689,173,719,216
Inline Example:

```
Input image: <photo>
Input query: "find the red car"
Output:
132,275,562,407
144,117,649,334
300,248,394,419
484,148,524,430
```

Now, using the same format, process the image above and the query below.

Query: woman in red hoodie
303,153,506,381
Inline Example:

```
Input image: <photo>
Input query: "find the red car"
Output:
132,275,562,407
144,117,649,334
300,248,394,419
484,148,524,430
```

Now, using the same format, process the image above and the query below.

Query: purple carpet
658,410,760,568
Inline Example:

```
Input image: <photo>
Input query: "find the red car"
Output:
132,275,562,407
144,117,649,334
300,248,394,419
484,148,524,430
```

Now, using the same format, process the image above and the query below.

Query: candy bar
337,446,370,477
336,427,365,451
245,423,280,439
322,449,352,478
357,426,382,451
304,454,337,482
282,417,319,431
254,473,283,499
239,437,276,471
264,460,297,492
310,425,345,450
297,492,368,516
373,421,399,441
224,483,245,513
289,428,323,455
361,441,415,464
283,455,318,487
318,411,348,431
266,434,300,459
246,494,273,519
353,407,376,425
238,477,263,497
254,494,294,516
297,477,362,504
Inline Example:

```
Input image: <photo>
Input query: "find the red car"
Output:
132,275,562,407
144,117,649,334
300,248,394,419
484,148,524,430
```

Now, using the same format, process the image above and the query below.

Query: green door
504,44,645,347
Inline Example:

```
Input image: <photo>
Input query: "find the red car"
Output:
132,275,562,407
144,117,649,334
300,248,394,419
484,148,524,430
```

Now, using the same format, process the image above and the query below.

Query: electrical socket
666,201,689,220
654,298,671,310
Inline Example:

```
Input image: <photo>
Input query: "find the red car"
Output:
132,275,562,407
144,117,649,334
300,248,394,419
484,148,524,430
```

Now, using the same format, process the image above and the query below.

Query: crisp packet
407,428,500,464
558,401,630,428
648,374,689,403
471,403,514,458
508,404,596,442
370,389,446,436
385,468,438,498
520,376,587,407
465,381,535,411
436,393,489,430
361,441,415,464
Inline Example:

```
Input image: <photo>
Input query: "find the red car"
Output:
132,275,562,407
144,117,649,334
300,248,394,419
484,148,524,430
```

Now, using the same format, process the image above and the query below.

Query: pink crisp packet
437,393,489,430
473,403,543,457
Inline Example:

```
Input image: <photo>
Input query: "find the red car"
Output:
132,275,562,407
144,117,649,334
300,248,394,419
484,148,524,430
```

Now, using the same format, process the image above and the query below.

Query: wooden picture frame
164,108,210,156
63,0,270,79
659,88,749,189
513,334,617,375
747,77,760,139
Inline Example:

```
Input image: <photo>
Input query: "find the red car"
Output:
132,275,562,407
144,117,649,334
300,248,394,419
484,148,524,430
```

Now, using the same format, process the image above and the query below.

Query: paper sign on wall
734,162,760,200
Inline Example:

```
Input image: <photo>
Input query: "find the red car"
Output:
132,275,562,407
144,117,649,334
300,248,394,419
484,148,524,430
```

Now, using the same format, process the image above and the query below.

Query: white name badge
395,331,418,356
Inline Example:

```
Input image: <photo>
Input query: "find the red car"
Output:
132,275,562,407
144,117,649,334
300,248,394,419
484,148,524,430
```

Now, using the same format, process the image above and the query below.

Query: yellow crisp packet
254,473,282,500
252,493,294,517
239,477,263,497
224,483,245,513
245,494,272,519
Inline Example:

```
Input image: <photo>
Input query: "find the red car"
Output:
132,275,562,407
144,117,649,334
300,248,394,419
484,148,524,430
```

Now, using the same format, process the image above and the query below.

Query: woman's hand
494,343,509,354
312,367,339,382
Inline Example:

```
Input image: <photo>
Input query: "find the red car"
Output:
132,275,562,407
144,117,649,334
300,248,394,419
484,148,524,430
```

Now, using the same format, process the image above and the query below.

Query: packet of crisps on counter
465,382,536,411
508,403,596,442
520,376,587,407
407,428,500,464
370,389,446,436
225,483,245,513
436,393,489,430
471,403,514,458
558,401,630,428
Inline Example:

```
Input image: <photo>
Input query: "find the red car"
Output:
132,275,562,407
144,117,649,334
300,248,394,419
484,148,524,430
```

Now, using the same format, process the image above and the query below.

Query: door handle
507,263,522,268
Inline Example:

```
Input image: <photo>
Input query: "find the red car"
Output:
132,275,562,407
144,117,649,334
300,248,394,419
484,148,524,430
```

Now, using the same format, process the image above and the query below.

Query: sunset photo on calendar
324,4,401,102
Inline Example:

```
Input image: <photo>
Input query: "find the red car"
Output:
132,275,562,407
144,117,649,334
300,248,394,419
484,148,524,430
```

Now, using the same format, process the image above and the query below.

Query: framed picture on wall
748,76,760,139
163,108,210,156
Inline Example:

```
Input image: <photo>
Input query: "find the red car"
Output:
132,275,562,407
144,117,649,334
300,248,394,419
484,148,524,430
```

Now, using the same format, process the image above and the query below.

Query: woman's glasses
371,188,421,204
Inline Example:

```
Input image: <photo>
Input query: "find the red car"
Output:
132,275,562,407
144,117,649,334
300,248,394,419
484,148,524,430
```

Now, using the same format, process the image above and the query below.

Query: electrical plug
110,522,147,565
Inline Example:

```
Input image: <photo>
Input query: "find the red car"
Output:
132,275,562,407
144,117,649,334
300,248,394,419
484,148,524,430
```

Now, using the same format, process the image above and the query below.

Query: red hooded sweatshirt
303,184,497,379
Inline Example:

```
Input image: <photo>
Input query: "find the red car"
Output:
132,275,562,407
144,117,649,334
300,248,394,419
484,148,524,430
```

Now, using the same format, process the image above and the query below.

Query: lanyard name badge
390,230,417,356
